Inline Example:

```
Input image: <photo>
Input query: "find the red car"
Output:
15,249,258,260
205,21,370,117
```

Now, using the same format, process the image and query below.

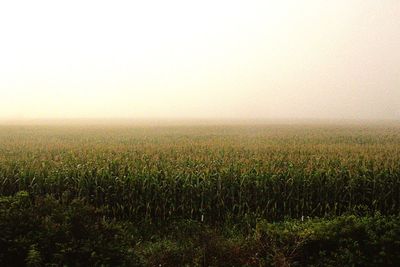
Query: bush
0,192,140,267
255,214,400,267
1,192,400,266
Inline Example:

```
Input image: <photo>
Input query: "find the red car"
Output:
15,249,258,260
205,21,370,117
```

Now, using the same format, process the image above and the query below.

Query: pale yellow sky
0,0,399,120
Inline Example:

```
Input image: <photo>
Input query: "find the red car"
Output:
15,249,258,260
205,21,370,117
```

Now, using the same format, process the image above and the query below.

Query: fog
0,0,399,121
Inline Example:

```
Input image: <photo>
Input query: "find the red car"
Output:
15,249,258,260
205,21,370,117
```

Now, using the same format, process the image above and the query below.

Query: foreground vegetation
0,123,399,266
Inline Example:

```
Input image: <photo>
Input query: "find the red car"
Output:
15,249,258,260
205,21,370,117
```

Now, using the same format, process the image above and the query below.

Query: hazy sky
0,0,399,120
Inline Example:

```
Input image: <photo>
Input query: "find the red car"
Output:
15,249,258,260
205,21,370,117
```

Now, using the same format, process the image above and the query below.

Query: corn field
1,123,399,222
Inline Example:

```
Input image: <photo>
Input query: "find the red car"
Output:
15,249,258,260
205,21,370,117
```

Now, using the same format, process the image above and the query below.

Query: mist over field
1,0,399,121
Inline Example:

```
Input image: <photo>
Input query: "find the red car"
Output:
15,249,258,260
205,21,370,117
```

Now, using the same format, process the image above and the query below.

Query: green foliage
26,245,42,267
0,192,140,267
1,191,400,266
0,124,399,266
255,215,400,266
136,239,194,267
1,125,399,222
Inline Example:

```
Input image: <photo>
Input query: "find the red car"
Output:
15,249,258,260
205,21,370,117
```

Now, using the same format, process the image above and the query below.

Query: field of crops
1,122,400,266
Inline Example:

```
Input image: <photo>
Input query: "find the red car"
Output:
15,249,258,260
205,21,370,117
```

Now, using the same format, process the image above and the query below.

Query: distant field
1,123,400,266
1,123,399,220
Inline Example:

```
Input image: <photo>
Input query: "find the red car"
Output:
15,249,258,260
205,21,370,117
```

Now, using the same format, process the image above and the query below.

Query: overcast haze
0,0,399,120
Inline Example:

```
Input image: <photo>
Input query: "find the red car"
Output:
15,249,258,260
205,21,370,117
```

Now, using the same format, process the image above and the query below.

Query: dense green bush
255,215,400,266
0,192,140,267
1,191,399,266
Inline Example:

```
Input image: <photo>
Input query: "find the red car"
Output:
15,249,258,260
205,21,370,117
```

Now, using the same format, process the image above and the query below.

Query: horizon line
0,117,399,126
